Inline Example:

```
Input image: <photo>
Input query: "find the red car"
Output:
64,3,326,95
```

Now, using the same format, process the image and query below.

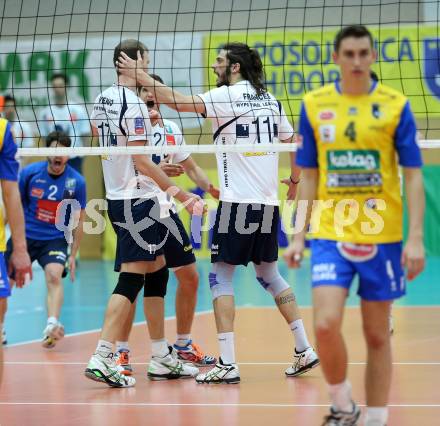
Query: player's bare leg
275,288,319,376
314,286,360,422
114,301,136,375
175,263,198,337
44,263,64,319
42,263,65,348
361,299,392,425
173,263,216,366
0,298,7,345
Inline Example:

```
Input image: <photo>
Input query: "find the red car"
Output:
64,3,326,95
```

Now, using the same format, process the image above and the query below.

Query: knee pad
255,262,290,298
113,272,145,303
144,266,169,298
209,273,234,300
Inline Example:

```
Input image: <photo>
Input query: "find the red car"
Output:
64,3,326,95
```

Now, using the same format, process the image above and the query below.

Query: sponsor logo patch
319,110,335,120
236,123,250,138
134,117,145,135
336,242,378,262
31,187,44,198
327,150,380,171
319,125,335,143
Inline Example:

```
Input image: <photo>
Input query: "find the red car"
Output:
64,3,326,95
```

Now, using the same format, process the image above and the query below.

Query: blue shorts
310,239,405,301
5,238,68,278
108,198,166,272
0,252,11,298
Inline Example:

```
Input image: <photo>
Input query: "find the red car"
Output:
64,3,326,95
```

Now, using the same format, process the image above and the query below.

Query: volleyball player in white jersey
117,42,319,383
114,74,218,375
86,39,203,388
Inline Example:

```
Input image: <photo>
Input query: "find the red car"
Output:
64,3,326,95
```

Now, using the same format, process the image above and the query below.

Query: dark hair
113,39,148,75
51,72,69,85
4,95,15,104
334,25,374,52
46,131,71,148
149,73,164,84
221,42,266,95
370,70,379,81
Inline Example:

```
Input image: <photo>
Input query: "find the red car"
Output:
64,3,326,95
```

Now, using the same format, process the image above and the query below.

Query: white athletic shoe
195,358,240,384
1,327,7,345
148,346,199,381
285,347,320,377
85,352,136,388
42,322,65,348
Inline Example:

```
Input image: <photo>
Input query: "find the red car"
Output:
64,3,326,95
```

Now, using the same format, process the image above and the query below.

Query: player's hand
68,255,76,282
280,177,298,202
148,109,163,127
9,246,32,288
181,192,206,216
283,237,305,269
207,184,220,199
160,162,185,177
402,237,425,280
117,51,145,82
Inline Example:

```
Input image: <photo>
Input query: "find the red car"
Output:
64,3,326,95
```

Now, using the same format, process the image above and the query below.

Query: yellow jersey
0,118,19,251
296,81,422,244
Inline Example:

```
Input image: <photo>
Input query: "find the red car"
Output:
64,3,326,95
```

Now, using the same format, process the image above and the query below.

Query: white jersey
38,102,90,147
198,80,294,205
152,119,189,213
91,84,157,200
10,121,33,148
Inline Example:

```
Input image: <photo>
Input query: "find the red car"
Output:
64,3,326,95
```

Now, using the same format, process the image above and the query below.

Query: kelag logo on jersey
424,38,440,100
236,123,249,138
327,150,380,171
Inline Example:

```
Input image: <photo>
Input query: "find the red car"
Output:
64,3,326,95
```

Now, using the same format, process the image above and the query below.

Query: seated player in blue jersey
0,117,32,385
4,131,86,348
284,26,425,426
113,75,219,375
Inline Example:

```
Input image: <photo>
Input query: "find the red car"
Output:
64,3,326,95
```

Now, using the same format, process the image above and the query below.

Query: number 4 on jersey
344,121,357,142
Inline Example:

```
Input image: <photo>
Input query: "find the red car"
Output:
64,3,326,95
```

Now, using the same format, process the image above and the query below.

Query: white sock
289,319,311,352
116,341,130,352
328,380,353,412
47,316,58,325
218,332,235,364
175,334,191,347
151,339,169,358
95,339,113,357
364,407,388,425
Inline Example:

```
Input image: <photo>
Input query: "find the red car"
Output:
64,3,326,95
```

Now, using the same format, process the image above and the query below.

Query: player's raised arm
117,51,206,114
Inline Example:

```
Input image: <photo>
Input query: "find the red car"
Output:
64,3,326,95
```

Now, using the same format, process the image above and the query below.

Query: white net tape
17,140,440,157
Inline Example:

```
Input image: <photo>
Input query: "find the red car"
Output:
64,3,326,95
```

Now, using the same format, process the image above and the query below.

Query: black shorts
108,197,166,272
211,201,279,266
161,211,196,269
5,237,68,277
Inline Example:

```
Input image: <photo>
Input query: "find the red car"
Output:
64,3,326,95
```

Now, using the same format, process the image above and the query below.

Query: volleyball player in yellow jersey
0,118,32,386
284,26,425,425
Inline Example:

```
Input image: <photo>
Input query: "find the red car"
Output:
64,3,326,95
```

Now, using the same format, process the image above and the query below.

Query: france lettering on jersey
91,84,159,200
296,81,422,244
0,119,19,251
198,80,294,205
151,119,190,214
19,161,87,240
38,103,90,147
